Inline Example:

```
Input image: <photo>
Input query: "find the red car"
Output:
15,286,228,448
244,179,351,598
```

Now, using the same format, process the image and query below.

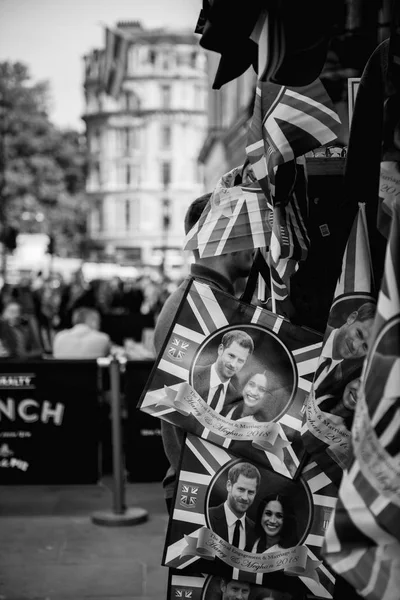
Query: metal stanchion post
92,356,148,526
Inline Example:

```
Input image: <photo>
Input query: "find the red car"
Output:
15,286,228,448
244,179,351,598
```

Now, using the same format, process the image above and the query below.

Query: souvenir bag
163,433,338,599
138,278,323,479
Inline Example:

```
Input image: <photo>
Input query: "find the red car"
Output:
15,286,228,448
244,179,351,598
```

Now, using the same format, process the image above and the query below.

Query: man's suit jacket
192,364,241,416
315,358,363,401
208,503,257,550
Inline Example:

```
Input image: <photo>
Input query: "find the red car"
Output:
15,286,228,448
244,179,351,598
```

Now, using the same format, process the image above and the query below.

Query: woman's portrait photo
250,494,298,553
205,459,312,554
189,324,297,422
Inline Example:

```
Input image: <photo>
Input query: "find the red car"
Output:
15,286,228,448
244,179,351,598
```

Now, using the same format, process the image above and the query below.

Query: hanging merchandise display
194,0,338,90
322,201,400,600
300,203,376,480
245,78,341,301
162,434,337,599
183,164,272,259
138,280,323,479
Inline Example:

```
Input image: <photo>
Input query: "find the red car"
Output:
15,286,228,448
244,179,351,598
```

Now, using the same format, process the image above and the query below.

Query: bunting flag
138,279,323,479
246,80,341,195
102,26,130,98
322,202,400,600
268,157,310,300
163,434,337,599
246,79,341,301
301,203,376,481
184,166,273,257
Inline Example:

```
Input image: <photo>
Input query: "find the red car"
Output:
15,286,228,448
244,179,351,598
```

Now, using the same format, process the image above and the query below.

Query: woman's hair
254,494,298,551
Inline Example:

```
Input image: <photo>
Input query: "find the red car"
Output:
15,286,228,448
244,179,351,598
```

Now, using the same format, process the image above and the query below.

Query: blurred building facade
198,53,257,191
83,22,208,273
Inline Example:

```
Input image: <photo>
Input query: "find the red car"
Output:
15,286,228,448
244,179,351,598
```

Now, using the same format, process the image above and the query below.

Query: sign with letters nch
0,360,100,484
139,280,323,479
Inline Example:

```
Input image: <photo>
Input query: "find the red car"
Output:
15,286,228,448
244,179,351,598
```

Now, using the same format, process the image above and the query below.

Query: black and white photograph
139,280,323,478
313,294,376,415
163,434,337,598
1,1,399,598
205,460,311,554
190,327,296,423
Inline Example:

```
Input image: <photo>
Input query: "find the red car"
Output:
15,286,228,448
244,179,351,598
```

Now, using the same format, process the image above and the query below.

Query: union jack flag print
322,203,400,600
184,166,272,258
102,26,130,98
163,435,337,598
246,79,341,300
138,280,323,479
246,80,341,195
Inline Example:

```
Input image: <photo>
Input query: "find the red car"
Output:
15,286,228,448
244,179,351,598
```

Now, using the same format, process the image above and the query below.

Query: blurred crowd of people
0,269,178,360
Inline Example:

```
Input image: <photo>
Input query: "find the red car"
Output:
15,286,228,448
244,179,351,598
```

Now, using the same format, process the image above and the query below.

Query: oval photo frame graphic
189,324,297,423
204,458,314,551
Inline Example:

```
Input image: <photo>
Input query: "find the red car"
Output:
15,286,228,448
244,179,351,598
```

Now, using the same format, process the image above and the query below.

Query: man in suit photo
208,462,261,551
314,301,376,401
220,578,251,600
192,330,254,416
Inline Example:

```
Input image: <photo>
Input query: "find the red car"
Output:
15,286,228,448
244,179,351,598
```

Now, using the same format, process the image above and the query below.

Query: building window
93,161,101,187
125,199,131,230
161,161,171,186
149,49,157,64
191,51,197,68
161,125,171,149
162,198,171,230
194,85,203,110
117,127,140,155
162,52,170,70
98,203,104,232
161,85,171,109
91,129,101,153
120,91,139,112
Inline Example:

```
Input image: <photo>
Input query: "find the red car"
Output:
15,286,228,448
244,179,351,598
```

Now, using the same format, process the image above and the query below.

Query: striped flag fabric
102,26,130,98
322,202,400,600
246,79,341,196
301,203,376,477
268,157,310,300
246,79,341,301
163,434,337,599
334,203,374,297
139,278,323,480
183,165,273,257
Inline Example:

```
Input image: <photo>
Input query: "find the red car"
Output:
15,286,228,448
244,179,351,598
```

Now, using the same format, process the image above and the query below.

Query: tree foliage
0,61,89,258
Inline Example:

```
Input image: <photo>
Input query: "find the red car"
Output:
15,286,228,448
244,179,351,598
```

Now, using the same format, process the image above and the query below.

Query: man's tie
209,383,224,411
232,519,241,548
314,357,333,388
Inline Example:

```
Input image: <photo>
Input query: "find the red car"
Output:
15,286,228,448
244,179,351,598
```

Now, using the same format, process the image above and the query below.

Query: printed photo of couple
203,575,297,600
314,295,377,429
205,460,312,554
189,326,296,424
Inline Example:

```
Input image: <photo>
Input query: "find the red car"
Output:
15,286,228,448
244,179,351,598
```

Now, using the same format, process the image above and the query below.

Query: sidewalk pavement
0,479,169,600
